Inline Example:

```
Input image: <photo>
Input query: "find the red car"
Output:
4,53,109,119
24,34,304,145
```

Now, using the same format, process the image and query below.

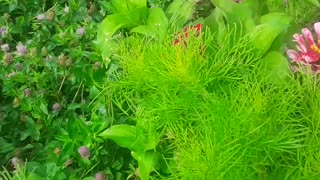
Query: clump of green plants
1,0,320,179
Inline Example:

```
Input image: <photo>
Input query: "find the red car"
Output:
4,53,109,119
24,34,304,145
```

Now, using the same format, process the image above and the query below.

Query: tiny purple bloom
76,27,86,36
11,157,23,169
24,88,32,97
52,103,61,112
37,14,46,21
1,44,9,52
64,6,70,14
6,72,17,79
0,27,7,37
16,43,27,56
78,146,90,159
95,172,107,180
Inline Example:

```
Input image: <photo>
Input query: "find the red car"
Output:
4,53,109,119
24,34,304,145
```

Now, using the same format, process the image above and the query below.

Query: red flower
173,24,203,47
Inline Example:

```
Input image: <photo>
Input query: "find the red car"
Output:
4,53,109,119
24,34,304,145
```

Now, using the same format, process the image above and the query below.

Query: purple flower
78,146,90,159
6,72,16,79
0,27,7,37
95,172,107,180
11,157,23,169
16,43,27,56
52,103,61,112
64,6,70,14
1,44,9,52
37,14,46,21
76,27,86,36
24,88,32,97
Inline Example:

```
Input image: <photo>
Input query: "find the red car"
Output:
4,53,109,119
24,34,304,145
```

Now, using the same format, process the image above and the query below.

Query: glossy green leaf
250,13,291,55
110,0,130,14
131,151,160,180
260,51,291,85
89,86,100,100
165,0,196,28
307,0,320,7
99,124,146,152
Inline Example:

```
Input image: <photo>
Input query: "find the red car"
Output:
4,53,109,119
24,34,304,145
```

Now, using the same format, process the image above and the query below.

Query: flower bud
3,13,10,21
46,11,55,21
24,88,32,97
2,53,13,66
52,103,61,112
94,172,107,180
11,157,23,169
1,43,9,52
13,97,20,108
76,27,85,36
37,14,46,21
78,146,90,159
16,43,27,56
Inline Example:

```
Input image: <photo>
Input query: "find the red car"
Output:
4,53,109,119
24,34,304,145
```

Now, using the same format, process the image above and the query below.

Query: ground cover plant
1,0,320,179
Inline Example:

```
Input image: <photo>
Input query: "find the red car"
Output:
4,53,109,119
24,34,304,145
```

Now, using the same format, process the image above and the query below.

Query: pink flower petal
302,28,316,46
314,22,320,41
293,34,307,53
287,49,301,61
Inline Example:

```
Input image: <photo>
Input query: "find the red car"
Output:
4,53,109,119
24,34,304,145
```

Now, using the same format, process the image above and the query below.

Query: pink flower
287,22,320,74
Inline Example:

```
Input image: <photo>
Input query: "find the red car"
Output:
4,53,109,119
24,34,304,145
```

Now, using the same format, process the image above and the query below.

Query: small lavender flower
37,14,46,21
64,6,70,14
24,88,32,97
16,43,27,56
6,71,17,79
11,157,23,169
0,27,7,37
52,103,61,112
76,27,86,36
1,43,9,52
78,146,90,159
95,172,107,180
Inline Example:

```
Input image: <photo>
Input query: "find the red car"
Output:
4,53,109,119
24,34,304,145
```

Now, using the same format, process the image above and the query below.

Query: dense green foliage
1,0,320,179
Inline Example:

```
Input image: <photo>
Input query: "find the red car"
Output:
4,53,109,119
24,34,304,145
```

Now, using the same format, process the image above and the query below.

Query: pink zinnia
287,22,320,74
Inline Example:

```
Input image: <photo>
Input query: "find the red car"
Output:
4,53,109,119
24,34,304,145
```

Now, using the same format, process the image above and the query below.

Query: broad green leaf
165,0,196,28
131,25,154,36
97,14,129,59
250,13,291,55
204,8,226,41
131,8,168,38
89,86,100,99
259,51,291,85
307,0,320,7
131,151,160,180
99,124,146,152
110,0,130,14
40,103,48,115
127,0,147,9
147,8,168,27
97,8,145,59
